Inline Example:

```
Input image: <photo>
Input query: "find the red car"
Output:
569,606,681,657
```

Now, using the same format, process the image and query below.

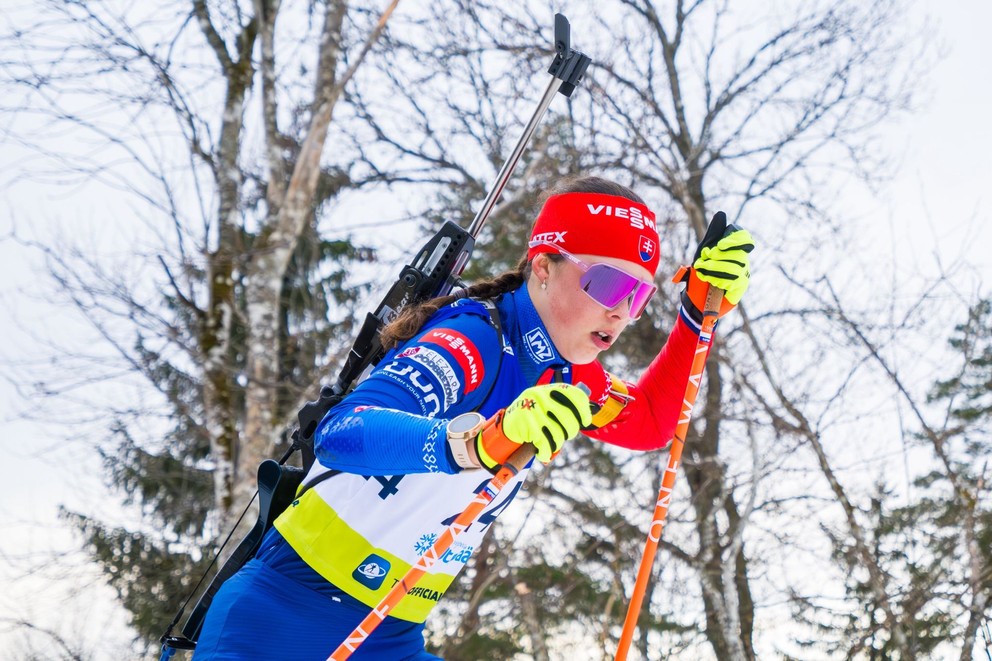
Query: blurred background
1,1,990,659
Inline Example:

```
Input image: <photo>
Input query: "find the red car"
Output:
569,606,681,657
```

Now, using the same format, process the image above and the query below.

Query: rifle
159,12,590,657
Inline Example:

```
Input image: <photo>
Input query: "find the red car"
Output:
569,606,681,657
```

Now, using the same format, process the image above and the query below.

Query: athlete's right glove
475,383,592,473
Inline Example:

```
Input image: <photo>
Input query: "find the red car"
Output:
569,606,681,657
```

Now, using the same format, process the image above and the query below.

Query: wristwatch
446,411,486,469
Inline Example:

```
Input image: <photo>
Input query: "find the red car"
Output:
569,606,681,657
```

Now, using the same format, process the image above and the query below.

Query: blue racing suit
194,284,701,660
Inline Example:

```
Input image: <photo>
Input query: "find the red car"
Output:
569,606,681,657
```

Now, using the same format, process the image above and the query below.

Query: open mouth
593,331,613,348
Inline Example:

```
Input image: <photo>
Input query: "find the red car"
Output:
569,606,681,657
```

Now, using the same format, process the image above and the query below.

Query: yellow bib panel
274,464,527,623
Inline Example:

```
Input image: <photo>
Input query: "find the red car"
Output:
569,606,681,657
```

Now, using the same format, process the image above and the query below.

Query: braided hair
379,256,529,350
379,175,644,350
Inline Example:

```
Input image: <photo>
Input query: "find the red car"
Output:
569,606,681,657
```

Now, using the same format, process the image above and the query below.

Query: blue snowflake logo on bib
414,532,438,556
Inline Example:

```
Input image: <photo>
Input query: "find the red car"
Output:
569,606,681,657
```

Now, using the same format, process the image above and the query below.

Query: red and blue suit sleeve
585,313,707,451
313,306,500,475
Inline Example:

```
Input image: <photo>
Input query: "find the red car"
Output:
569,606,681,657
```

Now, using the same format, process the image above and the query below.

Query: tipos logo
524,328,554,363
353,553,390,590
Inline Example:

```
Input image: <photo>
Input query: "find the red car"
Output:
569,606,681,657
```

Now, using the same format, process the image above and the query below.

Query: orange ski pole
328,443,537,661
614,284,724,660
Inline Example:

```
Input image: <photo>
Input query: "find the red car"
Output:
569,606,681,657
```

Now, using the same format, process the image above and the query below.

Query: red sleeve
585,315,706,451
569,360,615,408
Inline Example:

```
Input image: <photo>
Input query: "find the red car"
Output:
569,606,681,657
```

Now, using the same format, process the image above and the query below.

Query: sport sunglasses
528,240,658,319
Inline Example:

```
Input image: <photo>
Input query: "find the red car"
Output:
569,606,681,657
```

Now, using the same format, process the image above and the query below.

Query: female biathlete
193,176,755,660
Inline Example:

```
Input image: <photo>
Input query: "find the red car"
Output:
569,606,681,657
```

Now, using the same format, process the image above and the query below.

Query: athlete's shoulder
423,298,498,331
414,299,501,350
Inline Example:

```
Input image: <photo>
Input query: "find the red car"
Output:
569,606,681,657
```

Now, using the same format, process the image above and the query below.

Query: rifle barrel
467,77,563,238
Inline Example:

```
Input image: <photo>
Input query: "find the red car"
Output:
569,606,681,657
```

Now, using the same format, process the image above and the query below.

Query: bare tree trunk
194,0,258,519
515,581,551,661
683,356,746,660
726,497,756,659
960,591,989,661
257,0,287,212
239,0,399,507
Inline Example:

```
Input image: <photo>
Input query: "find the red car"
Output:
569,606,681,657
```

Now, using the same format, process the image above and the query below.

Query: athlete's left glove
678,212,754,323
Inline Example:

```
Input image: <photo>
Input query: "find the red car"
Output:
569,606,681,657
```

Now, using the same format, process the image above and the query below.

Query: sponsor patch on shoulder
419,328,485,393
408,347,460,410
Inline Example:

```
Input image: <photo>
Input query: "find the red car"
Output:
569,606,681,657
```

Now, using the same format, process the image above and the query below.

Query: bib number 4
363,474,405,499
440,479,522,532
363,474,522,532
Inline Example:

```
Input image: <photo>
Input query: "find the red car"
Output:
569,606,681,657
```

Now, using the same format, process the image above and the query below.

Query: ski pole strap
588,374,631,428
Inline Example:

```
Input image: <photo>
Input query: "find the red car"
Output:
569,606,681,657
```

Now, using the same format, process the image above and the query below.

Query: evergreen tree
800,298,992,659
61,223,375,646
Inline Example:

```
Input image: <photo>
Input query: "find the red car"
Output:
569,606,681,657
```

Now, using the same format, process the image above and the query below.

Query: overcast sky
877,1,992,282
1,1,991,658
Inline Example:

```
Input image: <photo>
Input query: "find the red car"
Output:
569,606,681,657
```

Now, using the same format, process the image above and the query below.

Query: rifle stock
298,221,475,442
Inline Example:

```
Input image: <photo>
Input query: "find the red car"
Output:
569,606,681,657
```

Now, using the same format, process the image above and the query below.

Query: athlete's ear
531,252,553,283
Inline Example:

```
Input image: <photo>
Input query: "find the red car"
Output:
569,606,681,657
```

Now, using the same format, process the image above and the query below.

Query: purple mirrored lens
580,264,657,318
580,265,637,307
628,284,657,318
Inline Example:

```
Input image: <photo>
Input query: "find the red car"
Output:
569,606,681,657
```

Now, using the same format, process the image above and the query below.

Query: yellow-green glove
476,384,592,473
679,216,754,323
693,228,754,304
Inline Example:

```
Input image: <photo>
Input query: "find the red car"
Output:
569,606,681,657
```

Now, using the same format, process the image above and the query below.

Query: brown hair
379,255,530,350
547,175,645,205
379,175,645,350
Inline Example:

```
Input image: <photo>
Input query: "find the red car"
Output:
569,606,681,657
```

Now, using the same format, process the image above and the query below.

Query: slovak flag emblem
639,236,656,263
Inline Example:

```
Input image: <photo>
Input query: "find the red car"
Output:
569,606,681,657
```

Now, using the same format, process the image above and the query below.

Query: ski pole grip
704,285,725,316
502,443,537,474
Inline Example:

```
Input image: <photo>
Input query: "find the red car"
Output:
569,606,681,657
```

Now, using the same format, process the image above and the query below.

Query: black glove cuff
680,289,703,325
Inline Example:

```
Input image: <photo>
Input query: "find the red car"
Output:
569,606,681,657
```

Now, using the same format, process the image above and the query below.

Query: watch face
449,412,484,434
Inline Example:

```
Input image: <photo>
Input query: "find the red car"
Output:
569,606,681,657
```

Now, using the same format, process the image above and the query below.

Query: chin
564,346,601,365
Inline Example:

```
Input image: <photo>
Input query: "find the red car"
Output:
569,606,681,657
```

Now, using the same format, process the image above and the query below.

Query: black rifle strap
294,467,342,501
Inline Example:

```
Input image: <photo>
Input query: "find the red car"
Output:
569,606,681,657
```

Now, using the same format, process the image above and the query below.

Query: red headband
527,192,660,276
